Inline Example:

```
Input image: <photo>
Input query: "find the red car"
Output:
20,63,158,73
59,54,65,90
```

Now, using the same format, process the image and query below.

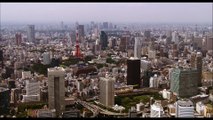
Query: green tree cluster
106,57,116,64
115,95,150,112
31,63,51,76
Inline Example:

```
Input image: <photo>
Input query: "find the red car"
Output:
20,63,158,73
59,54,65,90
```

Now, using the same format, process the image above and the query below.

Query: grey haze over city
0,3,212,25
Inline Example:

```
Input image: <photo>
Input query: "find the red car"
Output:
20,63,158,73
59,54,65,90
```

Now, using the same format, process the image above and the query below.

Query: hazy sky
0,3,212,24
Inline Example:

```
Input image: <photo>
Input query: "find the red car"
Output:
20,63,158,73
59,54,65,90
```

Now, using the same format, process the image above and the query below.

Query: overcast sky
0,3,212,24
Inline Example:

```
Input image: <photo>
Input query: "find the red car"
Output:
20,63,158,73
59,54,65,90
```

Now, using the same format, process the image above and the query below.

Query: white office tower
175,99,194,118
134,36,142,59
43,52,51,65
150,101,164,117
99,76,115,107
95,39,100,54
172,31,176,42
149,74,158,88
26,80,40,95
172,31,179,44
27,25,35,43
48,67,65,116
22,80,40,102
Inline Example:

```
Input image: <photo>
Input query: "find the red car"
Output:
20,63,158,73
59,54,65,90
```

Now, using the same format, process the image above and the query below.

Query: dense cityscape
0,3,213,118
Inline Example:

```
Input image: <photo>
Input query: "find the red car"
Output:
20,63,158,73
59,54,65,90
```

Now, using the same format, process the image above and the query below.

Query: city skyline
0,3,212,24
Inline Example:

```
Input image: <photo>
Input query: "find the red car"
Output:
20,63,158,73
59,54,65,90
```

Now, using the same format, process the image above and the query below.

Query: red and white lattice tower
75,30,81,57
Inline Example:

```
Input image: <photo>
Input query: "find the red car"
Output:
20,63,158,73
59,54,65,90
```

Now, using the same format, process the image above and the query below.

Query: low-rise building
196,101,205,116
175,99,194,118
150,101,164,118
168,104,176,116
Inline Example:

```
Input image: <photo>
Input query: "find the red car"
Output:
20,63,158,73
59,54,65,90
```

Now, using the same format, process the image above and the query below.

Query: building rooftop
48,67,65,72
0,87,9,92
129,57,140,60
206,104,213,108
177,99,193,107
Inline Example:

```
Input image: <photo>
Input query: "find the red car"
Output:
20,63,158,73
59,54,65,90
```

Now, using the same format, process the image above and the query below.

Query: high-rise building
149,74,158,88
10,88,21,106
0,87,10,115
127,58,141,88
196,52,202,87
144,30,151,38
27,25,35,43
22,80,40,102
172,44,179,58
190,51,202,87
103,22,108,30
120,36,129,52
61,21,64,30
172,31,179,44
108,23,113,30
48,67,65,116
26,80,40,95
78,25,84,43
150,101,164,117
15,33,22,46
142,70,152,87
175,99,194,118
100,31,108,50
43,52,51,65
190,52,196,67
134,35,142,59
0,50,3,68
99,77,115,107
170,68,198,98
205,36,213,51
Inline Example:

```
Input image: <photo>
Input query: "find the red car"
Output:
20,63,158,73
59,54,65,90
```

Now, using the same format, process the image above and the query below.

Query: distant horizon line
1,21,212,25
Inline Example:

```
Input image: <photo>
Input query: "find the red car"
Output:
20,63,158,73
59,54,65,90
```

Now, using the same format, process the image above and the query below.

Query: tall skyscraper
190,51,202,87
103,22,108,30
99,77,115,107
100,31,108,50
134,34,142,59
0,50,3,68
10,88,20,106
172,31,179,44
22,80,40,102
144,30,151,38
27,25,35,43
175,99,194,118
43,52,51,65
0,87,10,115
205,36,213,51
120,36,129,52
26,80,40,95
15,33,22,46
61,21,64,30
196,52,202,87
127,58,141,88
170,68,198,98
48,67,65,116
78,25,84,43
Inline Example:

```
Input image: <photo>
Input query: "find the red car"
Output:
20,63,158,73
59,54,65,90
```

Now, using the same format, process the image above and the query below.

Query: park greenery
16,102,47,118
115,92,164,112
